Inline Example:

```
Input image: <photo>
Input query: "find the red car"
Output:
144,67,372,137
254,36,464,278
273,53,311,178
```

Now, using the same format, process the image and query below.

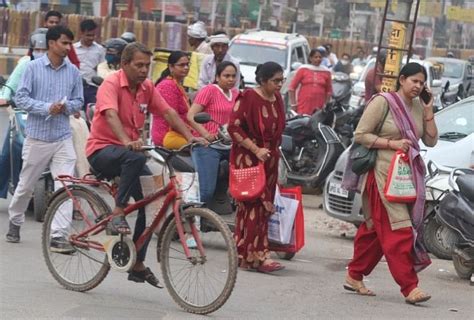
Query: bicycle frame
55,148,204,260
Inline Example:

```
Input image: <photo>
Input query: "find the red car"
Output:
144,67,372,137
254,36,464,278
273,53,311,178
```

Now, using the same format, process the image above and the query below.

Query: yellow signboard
382,22,406,93
447,6,474,23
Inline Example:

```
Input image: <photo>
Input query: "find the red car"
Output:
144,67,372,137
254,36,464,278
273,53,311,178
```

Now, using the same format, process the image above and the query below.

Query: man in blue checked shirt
5,26,83,250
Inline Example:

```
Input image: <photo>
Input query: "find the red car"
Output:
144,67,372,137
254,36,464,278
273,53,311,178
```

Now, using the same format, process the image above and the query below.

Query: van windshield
229,43,287,68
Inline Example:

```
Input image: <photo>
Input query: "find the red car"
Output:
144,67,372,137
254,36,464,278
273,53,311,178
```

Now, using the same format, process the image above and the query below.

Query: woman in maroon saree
228,62,286,273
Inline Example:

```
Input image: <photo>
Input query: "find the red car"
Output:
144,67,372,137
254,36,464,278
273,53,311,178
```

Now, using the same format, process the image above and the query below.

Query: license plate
328,182,349,198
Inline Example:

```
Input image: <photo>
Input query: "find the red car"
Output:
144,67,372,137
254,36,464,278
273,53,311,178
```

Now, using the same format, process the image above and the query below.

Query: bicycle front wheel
159,207,238,315
42,186,111,292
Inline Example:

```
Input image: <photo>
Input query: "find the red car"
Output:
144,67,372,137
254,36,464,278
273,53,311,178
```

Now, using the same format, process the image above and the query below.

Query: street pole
256,0,264,29
349,3,355,40
225,0,232,28
211,0,217,29
292,0,299,33
161,0,166,24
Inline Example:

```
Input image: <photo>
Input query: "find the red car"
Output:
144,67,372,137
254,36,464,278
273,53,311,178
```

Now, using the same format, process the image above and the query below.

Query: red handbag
229,108,266,202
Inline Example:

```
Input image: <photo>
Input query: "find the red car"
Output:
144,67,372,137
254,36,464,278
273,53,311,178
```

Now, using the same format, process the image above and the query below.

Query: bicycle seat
456,174,474,203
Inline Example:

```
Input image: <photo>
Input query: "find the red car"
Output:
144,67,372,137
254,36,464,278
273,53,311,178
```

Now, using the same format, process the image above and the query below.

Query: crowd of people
1,11,439,305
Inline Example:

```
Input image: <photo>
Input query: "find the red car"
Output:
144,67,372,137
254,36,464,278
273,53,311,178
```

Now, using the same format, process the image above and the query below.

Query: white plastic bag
268,186,299,244
384,151,417,203
175,172,200,203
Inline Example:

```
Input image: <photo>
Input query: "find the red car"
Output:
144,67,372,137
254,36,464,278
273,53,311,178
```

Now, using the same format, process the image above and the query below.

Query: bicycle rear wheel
42,186,111,292
159,207,237,315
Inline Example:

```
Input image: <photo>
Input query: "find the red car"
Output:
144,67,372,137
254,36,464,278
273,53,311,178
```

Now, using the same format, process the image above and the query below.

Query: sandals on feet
257,261,285,274
128,267,163,289
343,275,376,296
109,215,131,235
405,288,431,305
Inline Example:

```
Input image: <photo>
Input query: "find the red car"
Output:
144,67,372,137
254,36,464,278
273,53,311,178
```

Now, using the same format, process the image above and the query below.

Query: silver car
324,96,474,225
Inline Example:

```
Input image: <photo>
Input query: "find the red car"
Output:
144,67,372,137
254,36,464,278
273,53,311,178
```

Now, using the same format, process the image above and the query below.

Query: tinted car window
436,99,474,140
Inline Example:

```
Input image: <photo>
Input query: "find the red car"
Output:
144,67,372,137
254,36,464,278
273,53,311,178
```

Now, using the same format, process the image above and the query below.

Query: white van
228,30,310,87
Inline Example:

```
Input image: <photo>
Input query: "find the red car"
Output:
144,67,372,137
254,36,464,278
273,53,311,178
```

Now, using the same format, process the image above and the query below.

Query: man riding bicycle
85,42,205,288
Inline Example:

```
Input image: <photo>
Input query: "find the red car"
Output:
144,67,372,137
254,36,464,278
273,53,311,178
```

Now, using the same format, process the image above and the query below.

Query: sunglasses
270,78,285,84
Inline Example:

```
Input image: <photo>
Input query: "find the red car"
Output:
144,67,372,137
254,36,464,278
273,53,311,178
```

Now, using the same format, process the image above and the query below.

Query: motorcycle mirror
194,112,211,124
91,76,104,86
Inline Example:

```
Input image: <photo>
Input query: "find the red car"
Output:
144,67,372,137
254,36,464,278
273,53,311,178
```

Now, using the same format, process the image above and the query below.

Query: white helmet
187,21,207,39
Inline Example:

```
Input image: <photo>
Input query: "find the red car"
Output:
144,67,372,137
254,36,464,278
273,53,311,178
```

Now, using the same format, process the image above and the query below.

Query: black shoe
128,267,163,288
5,221,20,243
50,237,76,254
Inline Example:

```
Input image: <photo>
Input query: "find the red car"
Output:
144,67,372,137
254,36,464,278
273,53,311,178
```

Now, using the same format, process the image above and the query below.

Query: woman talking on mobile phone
343,62,438,304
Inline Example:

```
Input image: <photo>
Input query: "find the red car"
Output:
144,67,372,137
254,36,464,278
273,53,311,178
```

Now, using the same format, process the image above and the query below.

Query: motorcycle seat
456,174,474,203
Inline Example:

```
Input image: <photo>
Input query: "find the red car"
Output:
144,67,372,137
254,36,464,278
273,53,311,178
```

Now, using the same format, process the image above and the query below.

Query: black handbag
351,106,389,175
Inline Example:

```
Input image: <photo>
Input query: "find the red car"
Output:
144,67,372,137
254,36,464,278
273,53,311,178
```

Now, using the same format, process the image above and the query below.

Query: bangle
425,115,434,122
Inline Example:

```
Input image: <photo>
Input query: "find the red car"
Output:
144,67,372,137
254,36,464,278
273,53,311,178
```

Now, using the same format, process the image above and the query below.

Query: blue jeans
191,146,229,204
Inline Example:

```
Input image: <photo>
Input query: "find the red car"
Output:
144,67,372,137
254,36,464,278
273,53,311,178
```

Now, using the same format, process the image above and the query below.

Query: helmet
120,32,136,43
104,38,128,53
30,30,47,50
316,46,327,55
447,51,454,58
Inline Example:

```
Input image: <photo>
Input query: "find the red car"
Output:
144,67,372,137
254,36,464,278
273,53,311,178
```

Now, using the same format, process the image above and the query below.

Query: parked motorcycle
311,72,362,147
0,79,54,222
437,168,474,283
281,110,345,189
423,161,458,260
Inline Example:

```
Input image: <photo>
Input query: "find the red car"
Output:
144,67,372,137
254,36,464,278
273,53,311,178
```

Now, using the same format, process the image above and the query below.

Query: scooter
422,161,457,260
281,110,345,189
0,79,54,222
311,72,362,147
436,168,474,284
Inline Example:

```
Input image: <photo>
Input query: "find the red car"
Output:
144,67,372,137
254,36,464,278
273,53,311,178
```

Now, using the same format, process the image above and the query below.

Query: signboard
381,22,406,93
447,6,474,23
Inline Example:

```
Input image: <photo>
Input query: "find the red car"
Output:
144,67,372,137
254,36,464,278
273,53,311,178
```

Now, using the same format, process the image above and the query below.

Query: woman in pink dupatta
343,63,438,305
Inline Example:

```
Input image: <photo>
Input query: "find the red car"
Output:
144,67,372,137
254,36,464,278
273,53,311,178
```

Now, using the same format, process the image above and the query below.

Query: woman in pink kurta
288,48,332,115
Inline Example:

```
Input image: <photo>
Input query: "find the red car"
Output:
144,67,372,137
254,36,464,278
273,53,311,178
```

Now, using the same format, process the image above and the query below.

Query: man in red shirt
43,10,81,69
86,43,204,288
364,50,386,103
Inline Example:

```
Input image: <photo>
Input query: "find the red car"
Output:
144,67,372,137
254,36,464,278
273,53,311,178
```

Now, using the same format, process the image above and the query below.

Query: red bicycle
41,144,238,315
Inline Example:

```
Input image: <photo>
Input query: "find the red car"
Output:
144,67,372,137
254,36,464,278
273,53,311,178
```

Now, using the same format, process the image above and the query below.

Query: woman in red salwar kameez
228,62,286,273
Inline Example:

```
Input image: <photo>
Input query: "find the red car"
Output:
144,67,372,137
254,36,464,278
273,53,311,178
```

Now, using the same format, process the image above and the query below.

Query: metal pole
256,0,264,29
161,0,166,24
292,0,299,33
349,3,355,41
225,0,232,28
211,0,218,29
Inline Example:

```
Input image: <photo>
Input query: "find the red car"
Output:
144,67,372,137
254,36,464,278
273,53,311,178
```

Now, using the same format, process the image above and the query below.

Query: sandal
109,215,131,235
128,267,163,289
343,275,376,296
257,261,285,274
405,288,431,305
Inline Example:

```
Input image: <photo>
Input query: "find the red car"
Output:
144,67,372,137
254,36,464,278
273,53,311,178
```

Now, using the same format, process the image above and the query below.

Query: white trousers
8,137,76,237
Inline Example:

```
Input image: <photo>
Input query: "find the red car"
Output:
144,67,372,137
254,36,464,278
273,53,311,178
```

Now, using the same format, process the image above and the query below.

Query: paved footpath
0,192,472,320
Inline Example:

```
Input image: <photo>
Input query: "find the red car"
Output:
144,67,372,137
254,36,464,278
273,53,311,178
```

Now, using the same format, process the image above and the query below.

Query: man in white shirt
74,19,105,110
198,33,240,89
187,21,212,55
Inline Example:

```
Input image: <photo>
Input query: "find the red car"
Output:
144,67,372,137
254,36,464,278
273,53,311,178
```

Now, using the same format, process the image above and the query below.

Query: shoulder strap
374,102,389,135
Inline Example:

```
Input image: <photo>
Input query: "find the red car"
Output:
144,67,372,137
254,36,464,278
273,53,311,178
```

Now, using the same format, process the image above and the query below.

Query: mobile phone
420,88,431,104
